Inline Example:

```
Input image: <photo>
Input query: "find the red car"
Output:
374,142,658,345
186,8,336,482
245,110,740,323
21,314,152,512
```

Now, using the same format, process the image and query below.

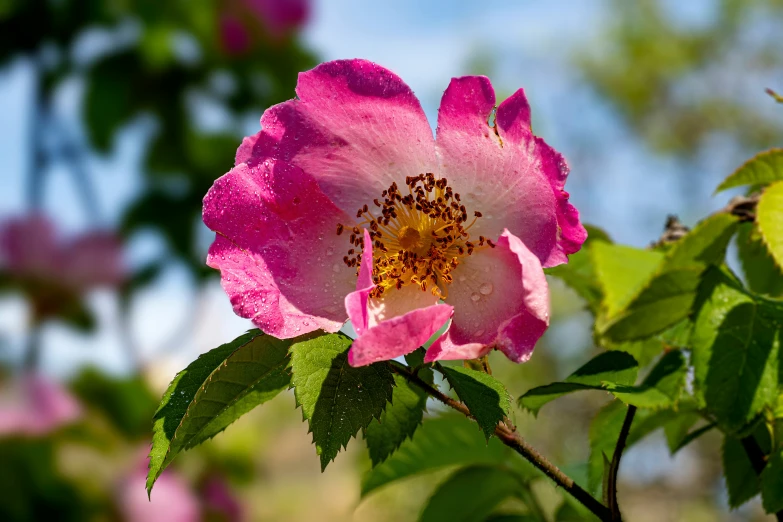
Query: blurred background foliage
0,0,781,520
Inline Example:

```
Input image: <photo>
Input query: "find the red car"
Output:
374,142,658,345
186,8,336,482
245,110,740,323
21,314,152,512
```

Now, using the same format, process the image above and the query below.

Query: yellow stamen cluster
337,173,494,299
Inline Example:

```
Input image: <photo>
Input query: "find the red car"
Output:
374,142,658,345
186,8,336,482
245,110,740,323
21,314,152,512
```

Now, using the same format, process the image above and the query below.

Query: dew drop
458,275,466,282
479,282,494,295
470,293,481,302
332,264,341,273
475,329,485,336
326,246,335,255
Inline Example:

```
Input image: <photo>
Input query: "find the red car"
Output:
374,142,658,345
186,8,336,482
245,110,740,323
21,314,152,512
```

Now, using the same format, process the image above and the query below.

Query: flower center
337,173,494,299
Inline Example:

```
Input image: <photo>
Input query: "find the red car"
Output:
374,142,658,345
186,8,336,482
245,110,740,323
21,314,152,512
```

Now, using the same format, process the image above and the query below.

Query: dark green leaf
148,330,295,493
365,373,428,467
588,401,627,495
761,450,783,513
605,350,687,409
723,436,760,508
361,415,512,497
440,366,512,439
715,148,783,193
736,222,783,297
757,180,783,269
555,499,600,521
85,52,139,152
691,267,781,433
666,419,713,454
290,332,394,470
419,466,524,522
518,351,638,415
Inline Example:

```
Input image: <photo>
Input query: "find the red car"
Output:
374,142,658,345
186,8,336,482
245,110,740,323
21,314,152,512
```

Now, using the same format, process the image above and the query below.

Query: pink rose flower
203,59,586,366
0,213,125,294
0,373,82,437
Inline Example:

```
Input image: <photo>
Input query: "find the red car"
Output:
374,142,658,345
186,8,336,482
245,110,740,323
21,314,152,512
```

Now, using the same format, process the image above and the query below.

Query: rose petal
345,229,375,336
0,373,82,436
425,229,549,363
236,59,437,217
204,159,355,338
435,76,582,267
349,303,453,367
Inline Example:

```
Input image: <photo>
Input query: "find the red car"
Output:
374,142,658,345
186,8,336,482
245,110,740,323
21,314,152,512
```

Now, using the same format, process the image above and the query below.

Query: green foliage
361,415,515,497
365,370,430,467
691,267,781,433
597,213,738,342
715,149,783,193
70,368,157,439
592,242,663,320
757,181,783,269
518,351,639,415
290,332,394,471
419,465,524,522
545,224,611,313
587,401,627,496
736,222,783,297
762,450,783,513
722,436,761,508
148,330,296,492
604,350,687,409
440,365,512,439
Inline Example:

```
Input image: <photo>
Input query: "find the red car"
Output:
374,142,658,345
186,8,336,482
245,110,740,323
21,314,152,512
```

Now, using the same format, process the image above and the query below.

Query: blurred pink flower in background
119,453,200,522
0,373,82,437
202,475,243,522
219,0,310,53
0,214,125,293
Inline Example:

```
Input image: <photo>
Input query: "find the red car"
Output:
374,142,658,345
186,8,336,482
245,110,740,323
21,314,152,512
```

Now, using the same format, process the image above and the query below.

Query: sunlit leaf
715,148,783,193
290,332,394,470
757,180,783,269
736,222,783,297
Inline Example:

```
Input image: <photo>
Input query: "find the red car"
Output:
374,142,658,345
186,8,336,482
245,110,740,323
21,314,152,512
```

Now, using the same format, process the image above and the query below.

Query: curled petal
236,59,437,217
435,76,583,267
425,229,549,363
204,159,355,338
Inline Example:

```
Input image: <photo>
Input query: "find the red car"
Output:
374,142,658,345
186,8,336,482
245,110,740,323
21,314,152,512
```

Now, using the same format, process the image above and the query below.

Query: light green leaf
757,180,783,269
148,330,295,493
691,267,781,433
761,450,783,514
545,224,612,313
723,436,761,508
518,351,639,416
440,366,512,439
715,148,783,193
599,213,738,342
290,332,394,471
419,466,524,522
592,242,663,320
361,415,513,497
605,350,687,409
736,222,783,297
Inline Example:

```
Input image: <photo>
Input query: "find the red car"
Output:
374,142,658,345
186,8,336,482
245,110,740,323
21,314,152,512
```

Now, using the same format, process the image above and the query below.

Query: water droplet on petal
475,329,485,336
479,283,493,295
332,264,341,273
458,275,466,282
326,246,335,255
470,293,481,302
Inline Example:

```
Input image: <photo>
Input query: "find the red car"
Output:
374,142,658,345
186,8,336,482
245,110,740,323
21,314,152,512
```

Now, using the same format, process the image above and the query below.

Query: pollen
337,173,493,300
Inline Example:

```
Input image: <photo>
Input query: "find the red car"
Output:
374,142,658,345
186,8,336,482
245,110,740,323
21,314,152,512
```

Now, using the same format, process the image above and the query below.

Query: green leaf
605,350,687,409
691,267,781,433
290,332,394,470
85,53,139,152
722,436,761,508
439,366,512,439
148,330,294,493
419,465,524,522
545,225,612,313
592,242,663,320
757,180,783,269
365,373,429,467
715,148,783,193
599,213,738,342
761,450,783,514
736,222,783,297
555,499,600,521
518,351,639,416
361,415,511,497
588,401,627,495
